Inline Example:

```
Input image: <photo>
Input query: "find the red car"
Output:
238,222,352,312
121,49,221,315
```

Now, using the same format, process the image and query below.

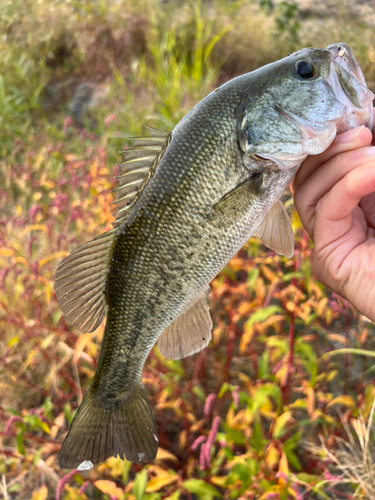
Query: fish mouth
258,44,374,171
326,43,374,133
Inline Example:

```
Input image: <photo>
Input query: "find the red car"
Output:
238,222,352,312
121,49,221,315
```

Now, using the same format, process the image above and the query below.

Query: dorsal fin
54,229,117,332
54,126,171,333
112,127,171,228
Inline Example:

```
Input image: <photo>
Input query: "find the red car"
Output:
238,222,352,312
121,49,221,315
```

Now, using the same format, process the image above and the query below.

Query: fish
55,43,374,469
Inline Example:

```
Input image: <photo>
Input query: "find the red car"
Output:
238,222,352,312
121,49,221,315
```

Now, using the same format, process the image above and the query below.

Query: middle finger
294,146,375,213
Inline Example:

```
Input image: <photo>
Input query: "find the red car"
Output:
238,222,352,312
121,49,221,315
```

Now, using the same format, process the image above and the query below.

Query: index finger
292,125,372,193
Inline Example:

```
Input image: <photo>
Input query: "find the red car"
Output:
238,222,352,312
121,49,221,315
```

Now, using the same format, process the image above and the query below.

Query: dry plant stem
224,328,235,381
0,475,8,500
308,397,375,499
71,358,82,405
344,327,349,395
284,314,295,404
192,351,205,384
331,489,353,499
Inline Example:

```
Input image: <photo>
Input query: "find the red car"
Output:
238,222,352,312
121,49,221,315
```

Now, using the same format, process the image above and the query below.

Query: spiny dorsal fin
253,200,294,258
157,286,212,360
54,229,116,333
112,127,171,228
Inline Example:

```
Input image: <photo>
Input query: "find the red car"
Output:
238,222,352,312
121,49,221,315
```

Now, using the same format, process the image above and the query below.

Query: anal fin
253,200,294,258
157,286,212,360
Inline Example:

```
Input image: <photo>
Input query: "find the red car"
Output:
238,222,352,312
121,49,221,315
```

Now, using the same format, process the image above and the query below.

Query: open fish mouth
326,43,374,133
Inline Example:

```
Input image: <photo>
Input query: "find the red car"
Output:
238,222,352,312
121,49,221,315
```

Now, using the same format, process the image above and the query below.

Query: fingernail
336,125,365,143
365,146,375,155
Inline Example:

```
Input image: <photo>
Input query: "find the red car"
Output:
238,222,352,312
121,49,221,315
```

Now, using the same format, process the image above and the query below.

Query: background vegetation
1,0,375,498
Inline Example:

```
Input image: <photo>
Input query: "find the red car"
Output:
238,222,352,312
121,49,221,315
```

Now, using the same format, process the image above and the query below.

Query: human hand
292,121,375,321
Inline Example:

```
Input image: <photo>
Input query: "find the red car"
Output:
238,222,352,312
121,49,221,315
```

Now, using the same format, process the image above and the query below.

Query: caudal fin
58,386,158,468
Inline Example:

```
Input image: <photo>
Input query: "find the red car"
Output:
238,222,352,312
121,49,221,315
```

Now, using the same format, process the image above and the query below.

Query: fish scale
55,43,374,468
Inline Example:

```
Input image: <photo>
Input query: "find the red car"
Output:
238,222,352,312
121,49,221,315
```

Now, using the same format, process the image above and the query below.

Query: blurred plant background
2,0,375,498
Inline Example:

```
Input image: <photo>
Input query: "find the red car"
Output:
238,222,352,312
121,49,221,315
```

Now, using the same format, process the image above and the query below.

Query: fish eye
295,60,315,79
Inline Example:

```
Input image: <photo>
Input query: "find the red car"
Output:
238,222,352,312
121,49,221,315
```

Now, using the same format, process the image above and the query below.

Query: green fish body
55,43,374,468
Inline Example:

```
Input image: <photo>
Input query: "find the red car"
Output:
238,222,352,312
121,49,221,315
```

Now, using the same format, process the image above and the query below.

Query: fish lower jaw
257,152,307,170
335,104,374,134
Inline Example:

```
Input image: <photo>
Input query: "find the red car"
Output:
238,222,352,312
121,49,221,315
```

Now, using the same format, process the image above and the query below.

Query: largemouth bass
55,43,374,468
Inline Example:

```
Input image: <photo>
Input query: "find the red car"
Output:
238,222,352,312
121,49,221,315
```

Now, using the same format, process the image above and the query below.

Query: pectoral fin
157,286,212,360
253,200,294,258
208,171,264,227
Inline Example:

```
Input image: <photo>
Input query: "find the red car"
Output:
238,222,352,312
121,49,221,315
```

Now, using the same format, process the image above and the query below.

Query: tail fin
58,386,158,468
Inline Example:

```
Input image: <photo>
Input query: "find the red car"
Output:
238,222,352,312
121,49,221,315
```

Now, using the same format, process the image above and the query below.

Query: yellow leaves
275,363,288,387
285,301,296,313
94,480,124,498
33,147,47,171
50,412,65,439
13,256,29,266
20,348,38,371
38,251,68,269
259,264,277,283
272,411,292,439
90,159,99,178
289,398,307,410
210,475,227,487
31,485,48,500
277,283,306,304
146,471,178,493
190,418,206,433
237,300,254,316
155,448,179,463
230,408,253,429
255,276,266,303
300,383,315,415
0,248,14,257
265,445,280,469
316,297,328,317
179,430,187,449
290,207,302,230
278,451,289,485
363,385,375,418
38,421,50,435
155,398,184,415
309,409,336,425
7,336,20,347
325,308,333,325
74,333,93,363
309,281,323,300
327,333,348,346
41,333,56,349
240,307,284,354
326,369,338,382
240,328,256,353
44,281,53,304
327,395,356,408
